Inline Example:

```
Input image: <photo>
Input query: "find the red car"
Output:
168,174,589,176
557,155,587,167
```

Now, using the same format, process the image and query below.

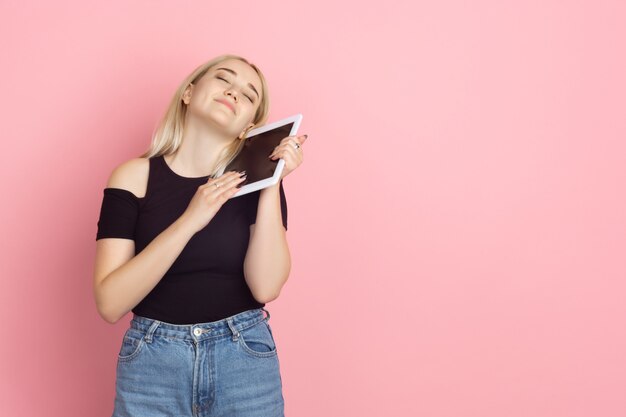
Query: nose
226,90,238,102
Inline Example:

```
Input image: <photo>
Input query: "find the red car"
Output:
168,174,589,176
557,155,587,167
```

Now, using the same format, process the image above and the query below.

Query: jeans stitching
237,321,278,358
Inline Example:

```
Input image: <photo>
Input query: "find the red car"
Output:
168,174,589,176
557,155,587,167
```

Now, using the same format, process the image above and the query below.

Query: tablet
225,113,303,198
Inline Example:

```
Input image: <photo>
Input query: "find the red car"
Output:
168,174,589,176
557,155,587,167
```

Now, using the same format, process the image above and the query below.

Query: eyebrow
215,67,260,99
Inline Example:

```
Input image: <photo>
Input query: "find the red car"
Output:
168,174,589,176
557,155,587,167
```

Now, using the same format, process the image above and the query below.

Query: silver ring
292,142,300,150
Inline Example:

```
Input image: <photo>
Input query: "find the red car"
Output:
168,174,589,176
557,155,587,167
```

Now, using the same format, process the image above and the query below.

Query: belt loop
226,318,239,341
261,307,270,322
144,320,160,343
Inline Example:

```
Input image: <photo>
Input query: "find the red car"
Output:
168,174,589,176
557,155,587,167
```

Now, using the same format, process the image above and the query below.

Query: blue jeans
112,307,285,417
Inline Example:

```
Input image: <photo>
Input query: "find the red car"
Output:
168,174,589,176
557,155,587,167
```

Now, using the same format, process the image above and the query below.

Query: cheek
205,79,221,92
190,88,219,111
194,81,219,101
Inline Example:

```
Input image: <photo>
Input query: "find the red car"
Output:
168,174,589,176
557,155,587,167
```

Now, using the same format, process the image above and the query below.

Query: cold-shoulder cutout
106,157,150,199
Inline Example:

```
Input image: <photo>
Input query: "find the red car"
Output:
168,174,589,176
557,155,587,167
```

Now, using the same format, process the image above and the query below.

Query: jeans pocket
117,327,146,363
238,320,278,358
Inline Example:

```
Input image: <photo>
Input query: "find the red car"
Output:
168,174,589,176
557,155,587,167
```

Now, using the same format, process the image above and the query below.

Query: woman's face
183,59,263,138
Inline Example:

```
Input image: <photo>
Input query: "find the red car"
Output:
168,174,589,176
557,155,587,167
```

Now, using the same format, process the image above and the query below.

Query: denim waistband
129,307,270,343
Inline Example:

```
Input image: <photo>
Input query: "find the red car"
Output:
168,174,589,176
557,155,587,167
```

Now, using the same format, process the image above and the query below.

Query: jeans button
193,328,202,336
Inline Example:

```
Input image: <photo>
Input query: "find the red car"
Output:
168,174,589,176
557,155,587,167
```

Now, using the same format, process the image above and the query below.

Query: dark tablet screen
225,122,295,186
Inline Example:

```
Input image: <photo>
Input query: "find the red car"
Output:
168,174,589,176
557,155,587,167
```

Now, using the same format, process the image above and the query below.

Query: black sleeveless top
95,155,288,324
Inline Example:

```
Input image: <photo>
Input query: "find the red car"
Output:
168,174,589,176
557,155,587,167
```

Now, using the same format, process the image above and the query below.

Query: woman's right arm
93,159,198,324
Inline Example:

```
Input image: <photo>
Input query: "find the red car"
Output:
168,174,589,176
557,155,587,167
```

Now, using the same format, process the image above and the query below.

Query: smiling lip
215,99,236,114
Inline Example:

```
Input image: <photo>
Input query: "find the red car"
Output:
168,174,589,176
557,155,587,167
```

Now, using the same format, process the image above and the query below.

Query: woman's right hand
181,170,247,234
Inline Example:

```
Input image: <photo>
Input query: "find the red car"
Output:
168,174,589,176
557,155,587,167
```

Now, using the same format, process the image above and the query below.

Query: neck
167,115,238,177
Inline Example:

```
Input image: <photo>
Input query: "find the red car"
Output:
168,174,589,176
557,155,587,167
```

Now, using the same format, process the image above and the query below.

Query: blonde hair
139,54,270,177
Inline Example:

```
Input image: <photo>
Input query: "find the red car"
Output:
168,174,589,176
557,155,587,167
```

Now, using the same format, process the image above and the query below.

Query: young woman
93,54,307,417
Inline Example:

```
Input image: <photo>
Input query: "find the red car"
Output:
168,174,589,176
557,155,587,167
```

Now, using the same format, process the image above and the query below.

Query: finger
290,137,304,150
207,171,246,192
269,147,281,159
222,172,247,188
271,146,298,161
270,138,301,158
207,170,239,181
221,171,245,180
204,171,240,188
214,176,246,198
277,139,302,156
279,134,306,145
286,136,303,147
269,148,284,160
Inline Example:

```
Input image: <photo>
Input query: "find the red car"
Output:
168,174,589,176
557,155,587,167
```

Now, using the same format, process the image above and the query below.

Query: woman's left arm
244,182,290,303
243,134,308,303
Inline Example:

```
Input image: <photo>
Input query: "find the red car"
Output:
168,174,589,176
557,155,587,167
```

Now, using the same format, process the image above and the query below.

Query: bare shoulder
106,157,150,199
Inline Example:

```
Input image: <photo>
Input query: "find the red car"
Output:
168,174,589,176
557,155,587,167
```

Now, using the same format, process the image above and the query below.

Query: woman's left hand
269,134,308,180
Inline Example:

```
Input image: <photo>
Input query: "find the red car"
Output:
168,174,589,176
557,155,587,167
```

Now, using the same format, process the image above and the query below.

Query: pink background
1,1,625,416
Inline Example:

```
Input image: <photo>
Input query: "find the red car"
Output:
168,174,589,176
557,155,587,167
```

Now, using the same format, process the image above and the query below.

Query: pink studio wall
1,1,625,416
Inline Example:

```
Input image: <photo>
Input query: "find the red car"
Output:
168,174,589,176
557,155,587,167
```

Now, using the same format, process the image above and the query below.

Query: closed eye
216,76,254,103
